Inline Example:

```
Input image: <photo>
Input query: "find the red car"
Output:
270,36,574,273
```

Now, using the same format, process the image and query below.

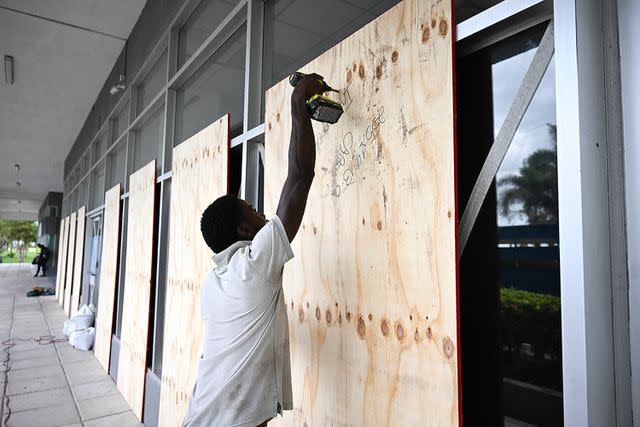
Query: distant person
34,243,50,277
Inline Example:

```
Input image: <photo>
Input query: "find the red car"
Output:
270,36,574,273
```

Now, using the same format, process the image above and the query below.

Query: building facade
59,0,639,425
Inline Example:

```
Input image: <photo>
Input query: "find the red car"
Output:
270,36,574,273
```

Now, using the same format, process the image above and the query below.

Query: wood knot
368,313,373,321
444,336,454,358
298,307,304,322
325,308,332,325
276,113,280,121
306,302,310,309
346,311,352,322
391,51,399,63
357,315,366,338
395,322,405,342
353,63,357,72
439,19,448,37
381,318,390,336
414,328,420,342
422,27,430,44
315,306,321,321
375,65,382,79
347,69,353,82
427,326,433,339
358,63,365,79
377,220,383,231
338,312,343,325
313,226,317,235
431,18,436,28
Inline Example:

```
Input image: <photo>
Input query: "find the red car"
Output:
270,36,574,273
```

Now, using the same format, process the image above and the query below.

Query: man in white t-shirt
182,73,327,427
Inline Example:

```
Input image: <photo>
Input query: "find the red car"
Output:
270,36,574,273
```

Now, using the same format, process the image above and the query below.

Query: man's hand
291,73,327,106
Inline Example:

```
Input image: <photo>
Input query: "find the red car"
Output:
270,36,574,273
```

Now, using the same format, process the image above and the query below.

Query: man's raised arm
276,73,325,242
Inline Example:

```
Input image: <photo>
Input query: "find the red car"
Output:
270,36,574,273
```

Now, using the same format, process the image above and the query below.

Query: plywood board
158,115,229,427
55,218,65,301
57,216,70,306
70,206,86,318
117,160,157,421
63,211,77,317
94,184,122,374
264,0,459,425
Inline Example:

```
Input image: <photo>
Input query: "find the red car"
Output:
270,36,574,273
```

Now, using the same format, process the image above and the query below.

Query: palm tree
498,124,558,224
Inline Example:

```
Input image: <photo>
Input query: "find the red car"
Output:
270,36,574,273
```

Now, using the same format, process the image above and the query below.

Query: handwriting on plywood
94,185,122,374
158,115,229,427
325,106,386,198
64,211,77,316
70,206,86,318
264,0,458,425
117,161,156,421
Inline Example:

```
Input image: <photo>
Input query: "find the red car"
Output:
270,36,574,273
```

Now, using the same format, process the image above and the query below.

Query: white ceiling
0,0,146,221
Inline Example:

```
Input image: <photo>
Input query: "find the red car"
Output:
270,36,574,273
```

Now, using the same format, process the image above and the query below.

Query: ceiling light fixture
4,55,14,85
110,74,126,95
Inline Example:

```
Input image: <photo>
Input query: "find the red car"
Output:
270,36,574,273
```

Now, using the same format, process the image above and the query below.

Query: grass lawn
0,247,38,264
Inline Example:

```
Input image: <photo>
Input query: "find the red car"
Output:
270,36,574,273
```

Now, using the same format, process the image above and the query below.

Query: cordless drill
289,71,344,124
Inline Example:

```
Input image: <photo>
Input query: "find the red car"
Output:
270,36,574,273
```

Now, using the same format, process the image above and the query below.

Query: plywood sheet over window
158,115,229,427
58,216,70,306
55,218,66,302
63,213,77,316
264,0,459,425
117,161,157,421
71,206,87,317
95,185,122,374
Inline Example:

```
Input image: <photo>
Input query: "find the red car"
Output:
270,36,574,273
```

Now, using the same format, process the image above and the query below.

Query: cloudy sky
491,47,557,226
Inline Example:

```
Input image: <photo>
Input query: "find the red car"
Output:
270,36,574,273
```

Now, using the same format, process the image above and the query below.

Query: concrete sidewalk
0,263,142,427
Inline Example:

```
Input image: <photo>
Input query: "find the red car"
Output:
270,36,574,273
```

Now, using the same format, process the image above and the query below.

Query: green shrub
500,288,561,359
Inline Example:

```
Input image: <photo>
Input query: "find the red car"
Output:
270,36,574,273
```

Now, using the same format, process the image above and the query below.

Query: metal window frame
553,0,629,424
617,0,640,424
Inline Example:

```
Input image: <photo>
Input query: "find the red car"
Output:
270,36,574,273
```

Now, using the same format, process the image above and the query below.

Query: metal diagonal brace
458,20,555,259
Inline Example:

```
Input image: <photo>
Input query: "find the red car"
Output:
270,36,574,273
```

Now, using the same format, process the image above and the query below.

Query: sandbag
63,319,81,337
73,304,95,329
62,304,96,337
69,327,95,351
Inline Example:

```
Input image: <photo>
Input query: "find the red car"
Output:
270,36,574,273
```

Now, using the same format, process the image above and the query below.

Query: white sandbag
76,304,95,315
69,327,95,351
73,314,94,329
71,304,95,329
63,319,81,337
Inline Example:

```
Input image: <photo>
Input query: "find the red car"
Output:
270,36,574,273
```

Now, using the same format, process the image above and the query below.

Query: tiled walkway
0,263,142,427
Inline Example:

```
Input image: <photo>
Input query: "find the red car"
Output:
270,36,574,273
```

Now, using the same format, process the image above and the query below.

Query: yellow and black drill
289,71,344,124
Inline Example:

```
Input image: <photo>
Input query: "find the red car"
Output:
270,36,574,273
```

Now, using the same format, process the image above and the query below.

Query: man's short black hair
201,194,242,253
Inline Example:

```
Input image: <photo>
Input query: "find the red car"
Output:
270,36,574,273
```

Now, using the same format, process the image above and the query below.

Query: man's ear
237,221,254,240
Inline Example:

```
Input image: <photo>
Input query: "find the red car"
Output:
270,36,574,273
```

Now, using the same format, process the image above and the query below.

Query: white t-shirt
182,216,294,427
